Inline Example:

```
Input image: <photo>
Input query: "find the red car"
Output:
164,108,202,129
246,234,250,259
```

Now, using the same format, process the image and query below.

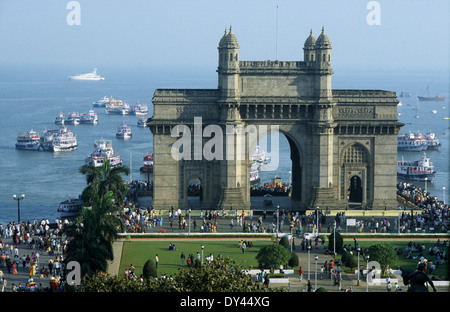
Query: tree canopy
367,243,398,275
79,257,275,292
256,243,292,269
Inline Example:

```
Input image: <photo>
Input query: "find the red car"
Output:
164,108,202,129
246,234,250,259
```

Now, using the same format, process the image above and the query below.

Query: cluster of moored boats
94,96,149,116
397,131,441,152
16,95,149,153
15,127,78,152
397,130,441,182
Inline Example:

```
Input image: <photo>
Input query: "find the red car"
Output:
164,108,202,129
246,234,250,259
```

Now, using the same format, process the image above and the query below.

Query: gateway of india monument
147,27,403,212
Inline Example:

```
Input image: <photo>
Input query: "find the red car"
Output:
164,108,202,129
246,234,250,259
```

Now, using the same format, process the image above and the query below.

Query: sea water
0,66,448,224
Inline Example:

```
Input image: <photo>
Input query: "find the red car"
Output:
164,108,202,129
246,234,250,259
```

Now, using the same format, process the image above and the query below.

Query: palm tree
63,158,129,280
63,191,123,278
79,157,130,206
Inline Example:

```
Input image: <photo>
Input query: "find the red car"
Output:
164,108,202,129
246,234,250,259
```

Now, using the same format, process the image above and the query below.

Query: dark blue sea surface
0,66,448,224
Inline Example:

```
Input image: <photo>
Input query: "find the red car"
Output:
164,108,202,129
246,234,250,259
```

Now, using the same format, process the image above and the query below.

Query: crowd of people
397,182,448,233
0,219,67,292
250,183,292,196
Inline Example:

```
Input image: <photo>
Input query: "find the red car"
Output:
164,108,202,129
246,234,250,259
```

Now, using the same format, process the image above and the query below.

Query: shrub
256,243,292,269
279,236,290,250
328,231,343,254
143,259,157,280
343,252,358,271
288,252,299,268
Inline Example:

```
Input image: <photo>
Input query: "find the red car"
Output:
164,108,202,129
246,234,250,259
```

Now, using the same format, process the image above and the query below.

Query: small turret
303,29,316,66
315,27,332,68
217,26,240,97
218,26,240,69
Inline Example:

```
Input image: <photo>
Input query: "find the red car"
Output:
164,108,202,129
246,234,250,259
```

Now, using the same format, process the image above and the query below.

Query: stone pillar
150,129,180,210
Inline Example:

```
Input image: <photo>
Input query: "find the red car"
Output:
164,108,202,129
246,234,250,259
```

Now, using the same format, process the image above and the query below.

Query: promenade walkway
0,236,61,292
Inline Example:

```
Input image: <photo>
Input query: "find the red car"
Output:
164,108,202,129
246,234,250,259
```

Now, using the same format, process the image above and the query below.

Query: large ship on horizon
69,68,105,81
417,85,446,102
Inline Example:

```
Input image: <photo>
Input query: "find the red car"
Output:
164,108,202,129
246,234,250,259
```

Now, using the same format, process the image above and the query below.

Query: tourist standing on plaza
155,254,159,268
298,267,304,281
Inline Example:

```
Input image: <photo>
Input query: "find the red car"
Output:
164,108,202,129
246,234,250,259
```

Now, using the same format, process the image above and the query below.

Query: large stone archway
147,27,403,211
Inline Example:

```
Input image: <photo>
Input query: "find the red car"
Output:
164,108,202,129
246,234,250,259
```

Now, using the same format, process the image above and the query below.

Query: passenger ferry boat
69,68,104,81
397,131,427,152
252,146,270,164
15,130,41,150
116,122,132,140
66,112,80,125
425,131,441,150
137,116,147,128
105,98,132,115
133,103,149,115
40,129,59,151
397,153,436,181
57,196,84,219
93,96,111,107
41,127,78,152
85,139,123,167
55,112,65,125
52,127,78,152
250,162,260,186
140,153,153,173
80,109,98,125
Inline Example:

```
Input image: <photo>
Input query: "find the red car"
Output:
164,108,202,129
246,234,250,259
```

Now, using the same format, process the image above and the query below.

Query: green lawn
119,239,275,278
118,238,448,280
340,240,448,278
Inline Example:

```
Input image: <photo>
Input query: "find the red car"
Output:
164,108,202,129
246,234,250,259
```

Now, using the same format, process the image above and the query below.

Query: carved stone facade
147,27,403,211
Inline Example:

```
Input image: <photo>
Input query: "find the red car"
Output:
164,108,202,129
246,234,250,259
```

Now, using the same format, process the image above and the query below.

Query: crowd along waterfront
0,66,448,225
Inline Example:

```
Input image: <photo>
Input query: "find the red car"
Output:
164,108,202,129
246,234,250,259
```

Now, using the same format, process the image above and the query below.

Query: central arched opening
187,176,202,209
250,131,302,211
348,175,362,203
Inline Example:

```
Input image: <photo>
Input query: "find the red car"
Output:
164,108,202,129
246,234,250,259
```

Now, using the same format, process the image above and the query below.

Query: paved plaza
0,236,62,292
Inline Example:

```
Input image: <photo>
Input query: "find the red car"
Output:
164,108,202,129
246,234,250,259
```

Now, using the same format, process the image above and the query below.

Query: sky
0,0,448,74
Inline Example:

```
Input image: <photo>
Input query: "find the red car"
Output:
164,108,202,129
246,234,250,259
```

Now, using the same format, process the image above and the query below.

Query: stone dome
218,26,240,49
316,27,331,48
303,29,316,49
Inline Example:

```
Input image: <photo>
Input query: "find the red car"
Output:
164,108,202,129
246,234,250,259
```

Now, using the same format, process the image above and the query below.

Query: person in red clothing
298,267,304,281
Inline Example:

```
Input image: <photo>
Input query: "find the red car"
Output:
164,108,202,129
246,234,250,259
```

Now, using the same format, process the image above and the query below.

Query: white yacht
69,68,105,81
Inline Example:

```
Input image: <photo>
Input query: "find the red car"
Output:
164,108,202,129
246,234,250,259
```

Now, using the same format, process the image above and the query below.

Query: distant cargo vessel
418,95,446,102
69,68,105,81
417,85,446,102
